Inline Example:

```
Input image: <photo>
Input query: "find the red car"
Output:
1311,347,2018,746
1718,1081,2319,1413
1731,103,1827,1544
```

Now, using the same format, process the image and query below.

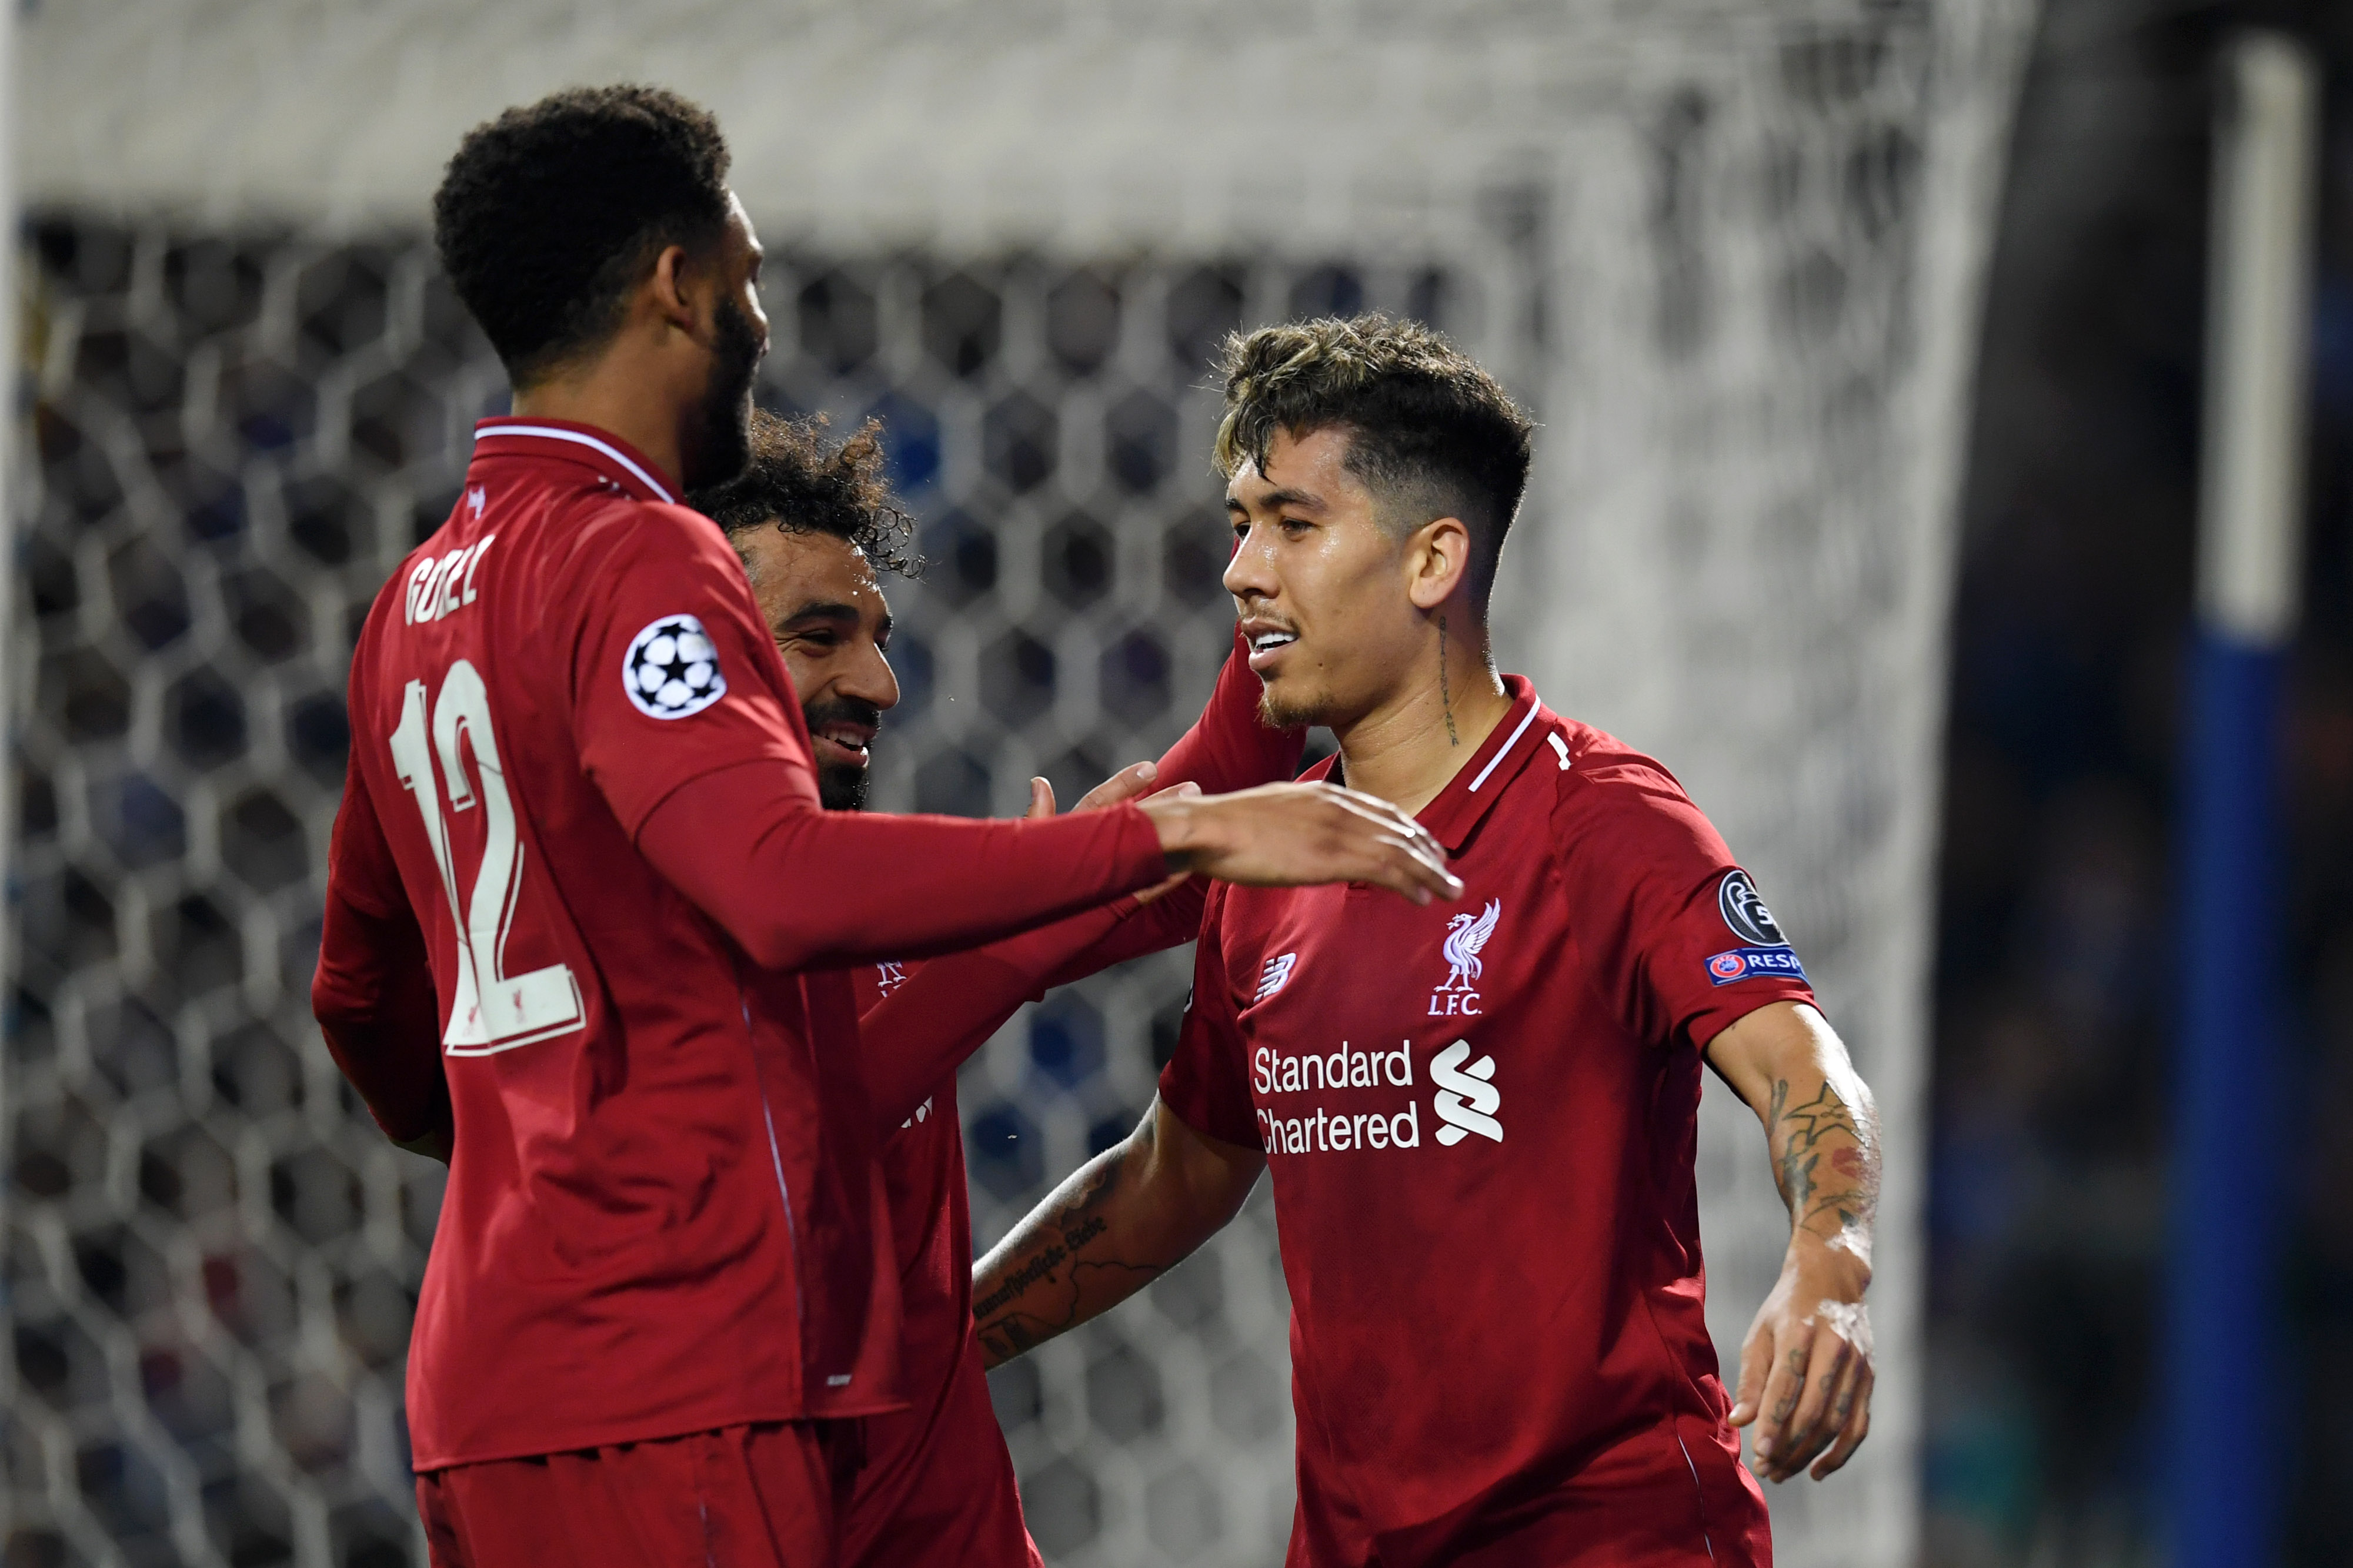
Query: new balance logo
1256,952,1298,1003
1431,1040,1503,1145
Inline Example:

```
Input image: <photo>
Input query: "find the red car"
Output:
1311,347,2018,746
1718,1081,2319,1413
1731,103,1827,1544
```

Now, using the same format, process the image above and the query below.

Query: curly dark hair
689,410,922,580
1214,313,1534,616
433,85,732,386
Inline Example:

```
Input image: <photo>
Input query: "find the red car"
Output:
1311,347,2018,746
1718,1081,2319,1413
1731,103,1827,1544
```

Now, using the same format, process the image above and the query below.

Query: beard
1259,683,1339,732
680,295,763,492
817,757,869,813
806,695,883,812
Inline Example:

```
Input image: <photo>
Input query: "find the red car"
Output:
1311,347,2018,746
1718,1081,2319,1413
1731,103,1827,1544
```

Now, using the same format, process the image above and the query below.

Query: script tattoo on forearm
973,1122,1168,1364
1765,1077,1878,1248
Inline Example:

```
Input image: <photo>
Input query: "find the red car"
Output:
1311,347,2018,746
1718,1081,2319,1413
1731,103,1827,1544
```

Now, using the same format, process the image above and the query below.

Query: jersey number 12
389,660,586,1054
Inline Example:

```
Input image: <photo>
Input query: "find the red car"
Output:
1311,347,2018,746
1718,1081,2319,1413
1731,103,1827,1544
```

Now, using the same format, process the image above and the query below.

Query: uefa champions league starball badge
623,614,727,720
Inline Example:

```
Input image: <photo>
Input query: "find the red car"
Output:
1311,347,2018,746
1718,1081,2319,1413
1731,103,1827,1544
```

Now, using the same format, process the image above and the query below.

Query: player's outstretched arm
860,764,1199,1134
586,520,1422,970
1705,1001,1880,1483
639,771,1458,974
1142,783,1459,898
972,1095,1263,1367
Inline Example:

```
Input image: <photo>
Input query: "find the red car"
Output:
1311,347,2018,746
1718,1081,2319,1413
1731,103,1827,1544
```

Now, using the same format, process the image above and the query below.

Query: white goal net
5,3,2033,1565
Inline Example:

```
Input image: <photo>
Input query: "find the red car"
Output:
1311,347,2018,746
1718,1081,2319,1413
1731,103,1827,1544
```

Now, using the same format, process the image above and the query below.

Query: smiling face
736,524,900,810
1224,425,1434,732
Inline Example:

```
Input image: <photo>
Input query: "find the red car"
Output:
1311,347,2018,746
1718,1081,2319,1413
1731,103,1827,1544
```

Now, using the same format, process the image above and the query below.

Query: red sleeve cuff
1684,981,1820,1050
1104,804,1172,896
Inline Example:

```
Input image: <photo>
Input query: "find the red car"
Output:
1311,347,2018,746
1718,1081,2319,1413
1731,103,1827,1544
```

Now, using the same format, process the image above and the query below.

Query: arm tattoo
972,1119,1169,1360
1765,1078,1876,1245
1770,1346,1807,1425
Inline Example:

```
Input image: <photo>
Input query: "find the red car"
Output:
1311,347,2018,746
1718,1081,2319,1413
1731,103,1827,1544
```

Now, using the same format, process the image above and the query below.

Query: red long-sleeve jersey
310,419,1172,1469
839,638,1303,1568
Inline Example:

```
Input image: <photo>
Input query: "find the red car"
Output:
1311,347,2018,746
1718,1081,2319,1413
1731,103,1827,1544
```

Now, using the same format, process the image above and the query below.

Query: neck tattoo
1438,614,1460,746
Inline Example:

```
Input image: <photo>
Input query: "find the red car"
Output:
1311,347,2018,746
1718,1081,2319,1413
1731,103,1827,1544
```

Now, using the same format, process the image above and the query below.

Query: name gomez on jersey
1159,678,1815,1566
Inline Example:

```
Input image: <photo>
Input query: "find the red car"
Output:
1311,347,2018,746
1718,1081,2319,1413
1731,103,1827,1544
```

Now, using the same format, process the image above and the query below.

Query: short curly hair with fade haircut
433,84,732,386
690,410,923,581
1213,313,1535,617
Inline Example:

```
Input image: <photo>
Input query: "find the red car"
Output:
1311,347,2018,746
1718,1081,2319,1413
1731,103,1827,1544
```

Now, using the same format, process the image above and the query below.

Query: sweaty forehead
1227,426,1370,514
740,527,887,616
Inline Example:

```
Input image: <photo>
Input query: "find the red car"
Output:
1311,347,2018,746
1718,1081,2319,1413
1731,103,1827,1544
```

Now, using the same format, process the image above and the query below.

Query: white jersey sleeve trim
475,423,678,504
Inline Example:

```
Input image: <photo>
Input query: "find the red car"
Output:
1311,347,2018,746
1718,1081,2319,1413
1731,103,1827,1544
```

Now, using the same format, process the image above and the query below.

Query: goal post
2171,31,2319,1568
7,5,2037,1564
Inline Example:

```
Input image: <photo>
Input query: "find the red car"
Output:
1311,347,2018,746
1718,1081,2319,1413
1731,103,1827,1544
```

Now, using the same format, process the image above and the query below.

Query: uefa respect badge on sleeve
1704,945,1807,986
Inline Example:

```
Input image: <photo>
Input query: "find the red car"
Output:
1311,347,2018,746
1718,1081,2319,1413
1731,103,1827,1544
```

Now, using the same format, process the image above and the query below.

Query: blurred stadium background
5,2,2349,1566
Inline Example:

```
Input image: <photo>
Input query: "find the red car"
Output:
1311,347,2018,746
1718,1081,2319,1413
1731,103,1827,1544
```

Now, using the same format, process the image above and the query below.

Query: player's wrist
1137,793,1207,870
1783,1226,1872,1298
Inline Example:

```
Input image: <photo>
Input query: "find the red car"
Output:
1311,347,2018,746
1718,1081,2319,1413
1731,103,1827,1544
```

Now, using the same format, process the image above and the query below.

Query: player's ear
1406,516,1471,612
645,243,702,337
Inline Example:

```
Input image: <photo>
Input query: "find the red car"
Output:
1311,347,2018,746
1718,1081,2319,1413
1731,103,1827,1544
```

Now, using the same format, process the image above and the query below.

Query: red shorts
417,1420,865,1568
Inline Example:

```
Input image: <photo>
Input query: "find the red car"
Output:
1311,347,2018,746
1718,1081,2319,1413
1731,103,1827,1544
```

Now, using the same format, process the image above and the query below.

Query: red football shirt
838,640,1303,1568
1159,678,1814,1568
311,419,1169,1469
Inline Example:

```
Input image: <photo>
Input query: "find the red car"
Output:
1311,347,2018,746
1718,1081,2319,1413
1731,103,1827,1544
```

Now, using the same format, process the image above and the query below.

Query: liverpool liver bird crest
1438,899,1501,992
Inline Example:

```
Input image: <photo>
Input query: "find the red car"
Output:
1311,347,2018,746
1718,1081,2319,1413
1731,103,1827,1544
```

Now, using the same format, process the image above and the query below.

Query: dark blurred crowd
1925,4,2353,1563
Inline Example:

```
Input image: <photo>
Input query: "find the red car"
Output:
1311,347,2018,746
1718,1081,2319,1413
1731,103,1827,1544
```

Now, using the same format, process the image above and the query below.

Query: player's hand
1728,1237,1873,1482
1032,765,1197,905
1138,781,1461,905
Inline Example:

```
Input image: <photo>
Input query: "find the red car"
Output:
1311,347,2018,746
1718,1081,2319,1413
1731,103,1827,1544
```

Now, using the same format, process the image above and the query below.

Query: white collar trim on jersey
475,422,677,504
1467,700,1542,793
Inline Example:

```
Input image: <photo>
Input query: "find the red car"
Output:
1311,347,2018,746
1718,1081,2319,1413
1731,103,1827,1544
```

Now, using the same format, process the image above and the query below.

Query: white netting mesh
5,4,2035,1566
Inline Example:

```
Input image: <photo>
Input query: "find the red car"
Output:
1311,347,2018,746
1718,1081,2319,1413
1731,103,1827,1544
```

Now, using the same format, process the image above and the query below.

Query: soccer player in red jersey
972,317,1883,1567
308,92,1456,1567
689,410,1306,1567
